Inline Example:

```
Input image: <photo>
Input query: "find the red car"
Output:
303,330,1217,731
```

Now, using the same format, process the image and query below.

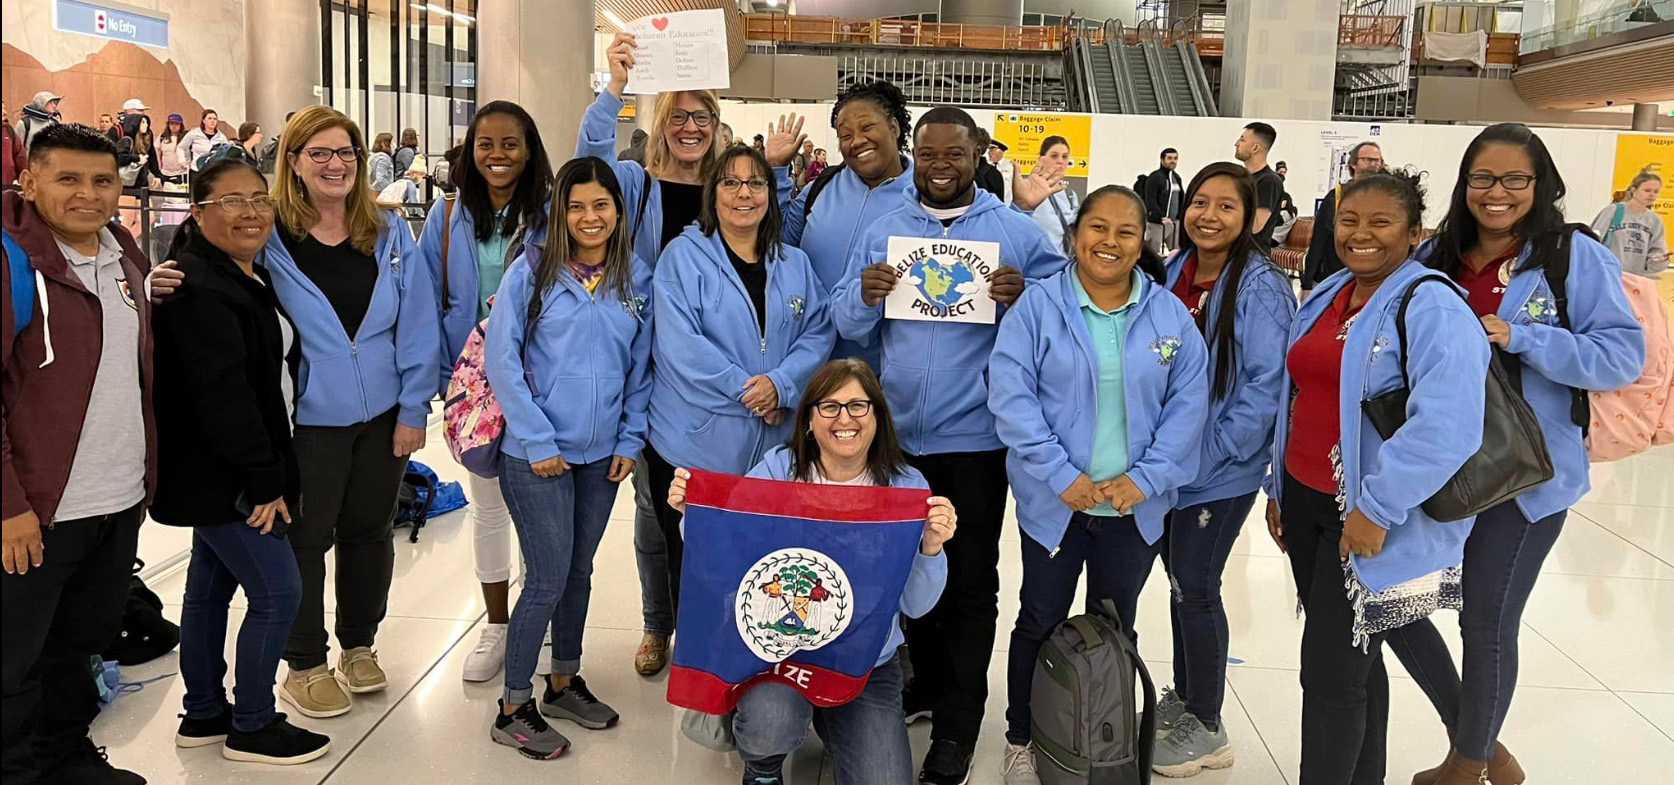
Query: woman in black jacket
150,149,330,765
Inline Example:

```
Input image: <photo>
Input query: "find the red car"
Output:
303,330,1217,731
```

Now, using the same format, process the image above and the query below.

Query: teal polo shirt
1072,268,1144,516
475,207,513,320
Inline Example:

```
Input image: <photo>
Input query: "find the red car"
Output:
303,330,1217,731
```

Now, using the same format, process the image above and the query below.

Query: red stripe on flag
684,470,929,524
668,661,875,715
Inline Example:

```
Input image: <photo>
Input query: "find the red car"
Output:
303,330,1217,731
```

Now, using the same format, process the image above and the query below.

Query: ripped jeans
1162,491,1257,727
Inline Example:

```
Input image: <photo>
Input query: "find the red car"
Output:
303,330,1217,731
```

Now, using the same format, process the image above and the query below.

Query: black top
1304,187,1342,288
1142,167,1184,223
151,228,301,527
660,180,706,251
975,160,1006,199
281,226,377,337
724,239,768,336
1252,166,1284,248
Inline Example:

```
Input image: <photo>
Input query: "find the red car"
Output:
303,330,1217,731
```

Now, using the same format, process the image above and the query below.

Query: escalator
1068,26,1217,116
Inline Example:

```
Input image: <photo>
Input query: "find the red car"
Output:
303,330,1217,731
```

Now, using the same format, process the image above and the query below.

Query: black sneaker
540,675,620,729
174,709,232,748
221,714,331,765
902,681,934,726
918,739,975,785
36,739,146,785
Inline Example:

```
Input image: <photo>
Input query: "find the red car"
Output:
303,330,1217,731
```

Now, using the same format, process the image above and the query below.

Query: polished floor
94,430,1674,784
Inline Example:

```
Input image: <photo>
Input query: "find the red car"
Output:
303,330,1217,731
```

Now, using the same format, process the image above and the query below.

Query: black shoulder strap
1392,276,1457,393
634,169,652,236
1543,224,1592,432
802,163,845,221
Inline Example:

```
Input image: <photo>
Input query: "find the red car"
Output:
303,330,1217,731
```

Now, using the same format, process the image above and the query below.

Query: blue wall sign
54,0,170,49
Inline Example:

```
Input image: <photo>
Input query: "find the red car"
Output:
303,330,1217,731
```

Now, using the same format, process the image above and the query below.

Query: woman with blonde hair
263,105,441,720
578,30,808,677
1591,168,1667,278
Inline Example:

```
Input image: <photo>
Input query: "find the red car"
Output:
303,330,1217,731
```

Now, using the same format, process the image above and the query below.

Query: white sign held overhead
882,237,1000,325
624,10,731,95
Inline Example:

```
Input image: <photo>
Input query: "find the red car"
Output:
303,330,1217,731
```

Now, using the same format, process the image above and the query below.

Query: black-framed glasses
668,110,714,128
1466,172,1535,191
195,194,275,214
813,400,874,419
301,146,361,164
718,176,769,194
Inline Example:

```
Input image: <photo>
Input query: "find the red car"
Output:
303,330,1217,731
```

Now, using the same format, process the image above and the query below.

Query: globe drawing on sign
908,257,980,308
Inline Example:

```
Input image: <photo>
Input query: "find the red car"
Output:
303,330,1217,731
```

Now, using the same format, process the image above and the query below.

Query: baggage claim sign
992,112,1093,178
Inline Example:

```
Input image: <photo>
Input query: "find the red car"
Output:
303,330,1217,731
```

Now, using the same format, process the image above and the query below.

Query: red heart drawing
651,17,670,31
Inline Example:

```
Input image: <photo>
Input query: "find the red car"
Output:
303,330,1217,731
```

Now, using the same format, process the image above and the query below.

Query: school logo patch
1149,335,1182,366
116,278,137,310
736,548,852,663
788,295,806,321
1521,295,1557,326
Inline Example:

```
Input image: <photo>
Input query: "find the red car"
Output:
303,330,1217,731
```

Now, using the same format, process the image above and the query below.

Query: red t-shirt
1169,252,1217,332
1453,246,1518,318
1285,286,1365,494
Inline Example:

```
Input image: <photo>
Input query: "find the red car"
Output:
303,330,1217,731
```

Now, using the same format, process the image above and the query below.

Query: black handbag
1361,277,1554,521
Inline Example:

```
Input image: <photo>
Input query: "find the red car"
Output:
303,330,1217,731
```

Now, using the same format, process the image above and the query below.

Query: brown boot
1431,751,1490,785
1411,747,1456,785
1484,742,1525,785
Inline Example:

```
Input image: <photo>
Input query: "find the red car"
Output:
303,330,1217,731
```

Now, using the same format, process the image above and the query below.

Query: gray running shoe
1155,687,1189,739
1152,713,1234,778
491,699,571,760
540,675,619,730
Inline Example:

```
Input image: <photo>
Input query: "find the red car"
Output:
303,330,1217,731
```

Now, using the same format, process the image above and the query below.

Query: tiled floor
95,432,1674,784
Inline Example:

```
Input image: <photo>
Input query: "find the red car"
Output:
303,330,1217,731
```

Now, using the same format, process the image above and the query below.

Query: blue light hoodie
1265,260,1491,593
990,265,1210,551
832,186,1069,456
1163,250,1297,507
485,242,654,465
747,445,947,666
774,156,915,369
650,225,836,474
260,210,440,430
576,92,794,266
1416,234,1643,523
417,193,549,393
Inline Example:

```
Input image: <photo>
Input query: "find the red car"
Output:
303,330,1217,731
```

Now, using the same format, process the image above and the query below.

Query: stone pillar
1632,103,1660,131
245,0,320,134
1220,0,1339,120
636,94,657,133
938,0,1024,27
477,0,595,158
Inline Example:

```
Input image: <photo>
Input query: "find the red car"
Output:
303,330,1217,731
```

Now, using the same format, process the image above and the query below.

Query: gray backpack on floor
1031,599,1157,785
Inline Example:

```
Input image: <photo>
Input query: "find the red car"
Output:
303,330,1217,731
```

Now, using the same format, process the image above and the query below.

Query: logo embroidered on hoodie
1520,295,1556,325
788,295,806,321
623,293,648,319
1149,335,1181,366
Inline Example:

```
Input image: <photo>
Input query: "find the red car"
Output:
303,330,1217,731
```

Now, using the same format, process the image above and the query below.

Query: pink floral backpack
443,317,508,478
1587,273,1674,462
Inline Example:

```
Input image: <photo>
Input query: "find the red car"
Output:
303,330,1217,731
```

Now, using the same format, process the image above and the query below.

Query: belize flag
668,470,928,714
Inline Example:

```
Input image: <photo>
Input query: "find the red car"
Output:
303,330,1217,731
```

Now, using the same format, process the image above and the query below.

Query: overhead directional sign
992,112,1093,178
54,0,169,49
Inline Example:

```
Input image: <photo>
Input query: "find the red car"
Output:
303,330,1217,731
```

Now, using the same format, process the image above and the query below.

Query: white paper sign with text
882,236,1000,325
624,10,731,95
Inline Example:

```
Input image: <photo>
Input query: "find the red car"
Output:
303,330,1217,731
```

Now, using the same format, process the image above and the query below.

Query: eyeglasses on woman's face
813,400,873,419
1465,172,1535,191
718,176,769,194
195,194,275,214
668,110,714,129
301,146,361,164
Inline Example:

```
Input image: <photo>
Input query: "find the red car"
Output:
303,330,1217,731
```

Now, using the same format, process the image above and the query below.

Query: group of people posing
0,28,1651,785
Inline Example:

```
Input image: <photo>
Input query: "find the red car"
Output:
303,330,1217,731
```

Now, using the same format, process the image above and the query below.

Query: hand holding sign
989,265,1025,306
605,32,638,98
860,263,898,307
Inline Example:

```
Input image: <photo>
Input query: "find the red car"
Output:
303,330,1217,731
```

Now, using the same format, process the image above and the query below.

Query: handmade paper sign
624,9,731,95
882,236,1000,324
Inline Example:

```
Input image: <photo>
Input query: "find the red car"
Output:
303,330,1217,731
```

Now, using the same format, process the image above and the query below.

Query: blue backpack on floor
394,460,466,542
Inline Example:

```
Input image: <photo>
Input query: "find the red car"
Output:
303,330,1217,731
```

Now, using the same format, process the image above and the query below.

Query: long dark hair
1176,162,1265,400
165,150,268,260
533,158,635,325
699,145,784,264
1070,185,1166,285
787,359,911,486
1427,123,1568,276
454,101,553,244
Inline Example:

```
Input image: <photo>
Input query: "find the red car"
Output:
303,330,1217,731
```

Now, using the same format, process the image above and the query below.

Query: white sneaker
1000,742,1041,785
534,630,553,677
462,623,507,683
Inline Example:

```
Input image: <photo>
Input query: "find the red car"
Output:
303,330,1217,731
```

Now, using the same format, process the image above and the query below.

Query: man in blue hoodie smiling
832,106,1066,785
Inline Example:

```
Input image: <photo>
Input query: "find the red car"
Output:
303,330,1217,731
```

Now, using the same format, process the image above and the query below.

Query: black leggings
641,445,687,620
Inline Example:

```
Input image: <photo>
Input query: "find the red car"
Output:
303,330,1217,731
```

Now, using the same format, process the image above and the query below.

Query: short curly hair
831,80,912,152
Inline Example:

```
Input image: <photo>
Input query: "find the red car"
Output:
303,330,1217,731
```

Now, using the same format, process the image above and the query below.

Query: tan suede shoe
336,647,388,694
279,664,351,718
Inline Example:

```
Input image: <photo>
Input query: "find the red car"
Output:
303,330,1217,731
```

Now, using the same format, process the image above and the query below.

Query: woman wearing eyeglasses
648,145,834,639
261,106,441,720
583,31,807,677
666,359,956,784
1385,124,1644,785
151,151,332,763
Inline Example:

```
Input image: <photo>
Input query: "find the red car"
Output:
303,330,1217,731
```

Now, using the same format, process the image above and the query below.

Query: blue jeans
1004,512,1159,745
499,457,617,705
733,657,910,785
1387,501,1566,761
179,522,303,732
632,456,675,637
1163,491,1256,727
